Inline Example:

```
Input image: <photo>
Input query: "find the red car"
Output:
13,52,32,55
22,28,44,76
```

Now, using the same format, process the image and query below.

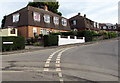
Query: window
10,29,15,34
13,13,20,23
114,26,116,29
33,28,37,36
97,23,99,28
44,14,50,23
33,28,37,33
108,26,112,29
73,20,76,25
40,29,49,35
33,12,40,22
62,18,67,26
94,23,96,27
103,26,106,29
53,16,59,25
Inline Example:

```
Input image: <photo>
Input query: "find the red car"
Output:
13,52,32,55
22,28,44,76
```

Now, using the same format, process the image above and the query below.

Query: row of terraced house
1,5,120,39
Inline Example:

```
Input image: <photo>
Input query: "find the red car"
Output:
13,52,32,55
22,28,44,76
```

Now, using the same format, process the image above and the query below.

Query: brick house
99,23,118,32
4,6,71,38
69,13,100,31
116,24,120,32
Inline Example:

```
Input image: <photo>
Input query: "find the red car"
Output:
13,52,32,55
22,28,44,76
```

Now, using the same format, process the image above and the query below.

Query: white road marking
58,72,63,78
43,68,49,71
46,61,50,64
56,58,60,61
59,78,64,82
43,47,75,82
47,58,51,61
57,56,61,59
56,68,61,71
56,64,60,67
56,61,60,63
45,64,50,67
44,48,65,72
49,56,53,59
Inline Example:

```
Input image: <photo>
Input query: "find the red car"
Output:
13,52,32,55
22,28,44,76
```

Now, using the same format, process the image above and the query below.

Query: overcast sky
0,0,119,27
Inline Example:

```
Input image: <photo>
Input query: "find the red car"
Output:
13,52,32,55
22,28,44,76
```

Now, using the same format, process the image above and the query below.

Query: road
1,39,119,82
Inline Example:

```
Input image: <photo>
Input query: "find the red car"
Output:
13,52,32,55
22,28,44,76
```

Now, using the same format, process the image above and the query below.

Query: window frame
44,14,50,23
53,16,59,25
13,13,20,23
62,18,67,26
33,12,40,22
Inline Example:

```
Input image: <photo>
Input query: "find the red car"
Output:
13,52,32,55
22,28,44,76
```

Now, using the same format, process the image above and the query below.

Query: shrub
50,32,62,35
77,31,84,37
43,35,58,47
108,32,118,38
2,36,25,52
84,31,93,42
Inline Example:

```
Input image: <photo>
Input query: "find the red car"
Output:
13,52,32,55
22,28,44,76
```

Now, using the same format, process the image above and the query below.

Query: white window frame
33,12,40,22
53,16,59,25
40,29,49,35
13,13,20,23
108,26,112,29
62,18,67,26
103,26,106,29
73,20,77,25
44,14,50,23
113,26,116,29
33,27,37,33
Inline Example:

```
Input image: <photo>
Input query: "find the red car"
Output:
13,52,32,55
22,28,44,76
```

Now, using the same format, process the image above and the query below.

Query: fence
58,35,85,46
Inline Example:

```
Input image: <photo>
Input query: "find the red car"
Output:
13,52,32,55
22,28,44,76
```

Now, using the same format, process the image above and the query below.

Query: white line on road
44,48,64,71
56,61,60,63
58,72,63,78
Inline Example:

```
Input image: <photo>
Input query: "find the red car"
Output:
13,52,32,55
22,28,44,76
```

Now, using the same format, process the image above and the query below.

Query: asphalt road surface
1,39,119,82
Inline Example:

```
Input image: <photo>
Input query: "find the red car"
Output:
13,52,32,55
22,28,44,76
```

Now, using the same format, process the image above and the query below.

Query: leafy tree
27,2,62,16
1,16,6,28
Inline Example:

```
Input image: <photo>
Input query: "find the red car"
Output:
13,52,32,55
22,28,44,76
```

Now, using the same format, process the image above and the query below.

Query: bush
76,31,93,42
43,35,58,47
50,32,62,35
108,32,118,38
2,36,25,52
84,31,93,42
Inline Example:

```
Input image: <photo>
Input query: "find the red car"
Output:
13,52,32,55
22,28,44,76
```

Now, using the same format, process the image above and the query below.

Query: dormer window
13,13,20,23
108,26,111,29
33,12,40,22
53,16,59,25
114,26,116,29
44,14,50,23
62,18,67,26
103,26,106,29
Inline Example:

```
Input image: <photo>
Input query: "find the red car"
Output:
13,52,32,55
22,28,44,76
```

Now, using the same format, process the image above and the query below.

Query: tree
27,2,62,16
1,16,6,28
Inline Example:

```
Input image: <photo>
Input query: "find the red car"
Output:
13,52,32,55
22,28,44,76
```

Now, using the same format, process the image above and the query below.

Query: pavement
1,37,119,55
1,37,119,82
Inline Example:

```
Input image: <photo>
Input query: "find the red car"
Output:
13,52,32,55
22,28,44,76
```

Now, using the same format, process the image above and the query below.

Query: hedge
43,35,58,47
1,36,25,52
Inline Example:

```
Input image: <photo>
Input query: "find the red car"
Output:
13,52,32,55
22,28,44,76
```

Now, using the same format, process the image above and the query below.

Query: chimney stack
84,14,86,18
78,13,81,16
44,5,48,11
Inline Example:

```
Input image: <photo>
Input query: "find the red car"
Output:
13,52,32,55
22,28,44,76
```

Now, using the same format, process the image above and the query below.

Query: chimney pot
84,14,86,18
44,5,48,11
78,13,81,16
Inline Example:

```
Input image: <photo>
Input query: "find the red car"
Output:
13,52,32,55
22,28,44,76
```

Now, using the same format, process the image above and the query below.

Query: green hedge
2,36,25,52
43,35,58,47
